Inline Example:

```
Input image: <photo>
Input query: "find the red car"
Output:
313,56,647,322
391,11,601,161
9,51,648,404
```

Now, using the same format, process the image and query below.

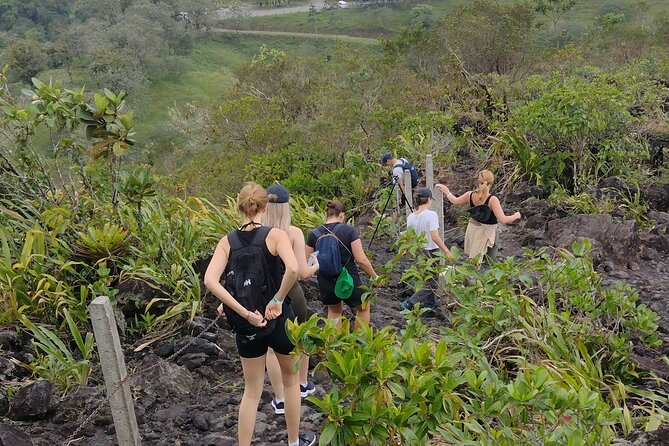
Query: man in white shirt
401,188,452,311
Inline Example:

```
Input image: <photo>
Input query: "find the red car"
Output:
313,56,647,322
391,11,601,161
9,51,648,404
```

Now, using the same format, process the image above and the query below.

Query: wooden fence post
89,296,142,446
404,169,413,220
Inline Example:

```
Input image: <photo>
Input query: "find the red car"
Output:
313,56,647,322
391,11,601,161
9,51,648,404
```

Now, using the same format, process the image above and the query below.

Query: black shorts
235,307,295,359
317,274,365,309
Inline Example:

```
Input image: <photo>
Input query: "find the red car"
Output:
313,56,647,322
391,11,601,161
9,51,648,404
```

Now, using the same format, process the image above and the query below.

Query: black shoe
271,398,285,414
298,431,317,446
300,380,316,398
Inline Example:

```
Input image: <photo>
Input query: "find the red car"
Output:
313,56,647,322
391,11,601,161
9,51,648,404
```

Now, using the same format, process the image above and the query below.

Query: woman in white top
400,188,453,311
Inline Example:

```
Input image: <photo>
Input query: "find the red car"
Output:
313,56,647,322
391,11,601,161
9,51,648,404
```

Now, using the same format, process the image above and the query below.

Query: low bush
290,238,667,445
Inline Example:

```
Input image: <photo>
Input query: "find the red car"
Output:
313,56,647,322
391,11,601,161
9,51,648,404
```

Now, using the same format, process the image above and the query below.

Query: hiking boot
399,299,412,311
298,431,317,446
300,380,316,398
271,398,285,415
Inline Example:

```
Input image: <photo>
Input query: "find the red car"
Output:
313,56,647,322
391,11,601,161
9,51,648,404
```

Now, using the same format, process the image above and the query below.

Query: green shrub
289,239,667,445
507,70,664,191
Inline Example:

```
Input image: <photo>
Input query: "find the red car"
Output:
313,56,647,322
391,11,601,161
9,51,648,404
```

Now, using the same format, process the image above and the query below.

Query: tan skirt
464,219,497,262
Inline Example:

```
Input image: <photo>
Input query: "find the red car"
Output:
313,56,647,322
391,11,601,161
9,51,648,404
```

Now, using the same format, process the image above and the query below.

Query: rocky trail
1,162,669,445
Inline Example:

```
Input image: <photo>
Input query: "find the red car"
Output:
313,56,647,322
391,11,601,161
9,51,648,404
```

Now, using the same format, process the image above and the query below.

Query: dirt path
210,27,380,45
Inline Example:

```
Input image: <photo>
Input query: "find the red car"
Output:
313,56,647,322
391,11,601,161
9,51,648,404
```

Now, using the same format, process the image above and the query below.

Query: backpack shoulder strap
227,230,243,252
250,226,272,247
331,222,342,235
469,192,474,207
312,226,324,239
484,195,493,206
323,223,352,257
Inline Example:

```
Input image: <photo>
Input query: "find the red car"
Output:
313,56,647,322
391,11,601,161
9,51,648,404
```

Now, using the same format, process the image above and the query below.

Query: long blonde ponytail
474,170,494,201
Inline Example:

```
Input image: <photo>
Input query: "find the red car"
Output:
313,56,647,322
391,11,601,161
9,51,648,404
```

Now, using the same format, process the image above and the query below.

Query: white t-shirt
407,209,439,251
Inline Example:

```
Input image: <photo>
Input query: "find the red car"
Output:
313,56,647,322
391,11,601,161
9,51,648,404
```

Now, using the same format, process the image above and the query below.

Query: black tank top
235,227,282,290
469,193,498,225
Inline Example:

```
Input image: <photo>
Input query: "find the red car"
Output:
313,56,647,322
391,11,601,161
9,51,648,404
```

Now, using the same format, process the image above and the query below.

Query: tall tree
2,38,47,83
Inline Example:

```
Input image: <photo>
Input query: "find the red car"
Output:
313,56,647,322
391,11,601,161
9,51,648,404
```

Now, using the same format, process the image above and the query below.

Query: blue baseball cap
267,183,289,203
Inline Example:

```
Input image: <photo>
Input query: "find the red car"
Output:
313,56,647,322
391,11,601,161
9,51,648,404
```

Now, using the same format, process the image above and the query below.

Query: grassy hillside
37,32,374,154
220,0,669,38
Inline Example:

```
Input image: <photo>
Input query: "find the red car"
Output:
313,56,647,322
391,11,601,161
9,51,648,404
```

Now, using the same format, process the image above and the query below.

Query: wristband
272,296,283,304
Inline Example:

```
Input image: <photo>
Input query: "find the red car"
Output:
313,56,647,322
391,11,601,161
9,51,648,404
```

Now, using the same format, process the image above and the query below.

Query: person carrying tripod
381,153,419,210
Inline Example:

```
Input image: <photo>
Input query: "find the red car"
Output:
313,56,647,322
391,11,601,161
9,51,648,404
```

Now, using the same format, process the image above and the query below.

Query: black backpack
468,194,494,224
222,227,277,338
394,158,420,188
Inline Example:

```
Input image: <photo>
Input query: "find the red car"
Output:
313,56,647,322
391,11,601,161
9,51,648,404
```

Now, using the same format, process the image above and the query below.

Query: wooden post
90,296,142,446
404,169,413,220
428,154,444,241
426,154,434,190
427,154,447,291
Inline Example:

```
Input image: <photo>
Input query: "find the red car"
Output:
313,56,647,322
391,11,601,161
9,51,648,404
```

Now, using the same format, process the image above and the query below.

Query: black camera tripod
368,176,414,249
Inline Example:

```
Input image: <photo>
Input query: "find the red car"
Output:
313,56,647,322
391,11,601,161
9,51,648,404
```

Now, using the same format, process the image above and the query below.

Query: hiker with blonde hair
204,182,316,446
262,183,318,415
436,170,521,263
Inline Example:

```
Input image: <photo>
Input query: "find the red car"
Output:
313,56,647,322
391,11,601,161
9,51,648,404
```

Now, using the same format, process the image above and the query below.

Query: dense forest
1,0,669,445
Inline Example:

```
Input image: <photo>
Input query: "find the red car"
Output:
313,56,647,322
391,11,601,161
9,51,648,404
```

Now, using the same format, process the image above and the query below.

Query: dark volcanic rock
185,317,218,336
0,357,16,381
174,337,220,357
598,176,628,192
546,214,639,268
0,331,20,351
0,422,33,446
177,352,209,371
504,186,545,203
7,380,55,421
201,433,236,446
154,342,175,357
642,184,669,212
51,387,107,425
130,355,197,398
0,387,8,416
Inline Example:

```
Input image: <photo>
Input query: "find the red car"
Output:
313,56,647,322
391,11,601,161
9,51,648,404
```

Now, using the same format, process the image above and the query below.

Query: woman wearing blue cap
400,187,453,311
263,183,319,415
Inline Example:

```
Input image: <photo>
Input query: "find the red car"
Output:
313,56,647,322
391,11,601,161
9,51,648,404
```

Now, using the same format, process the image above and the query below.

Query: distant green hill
220,0,668,39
